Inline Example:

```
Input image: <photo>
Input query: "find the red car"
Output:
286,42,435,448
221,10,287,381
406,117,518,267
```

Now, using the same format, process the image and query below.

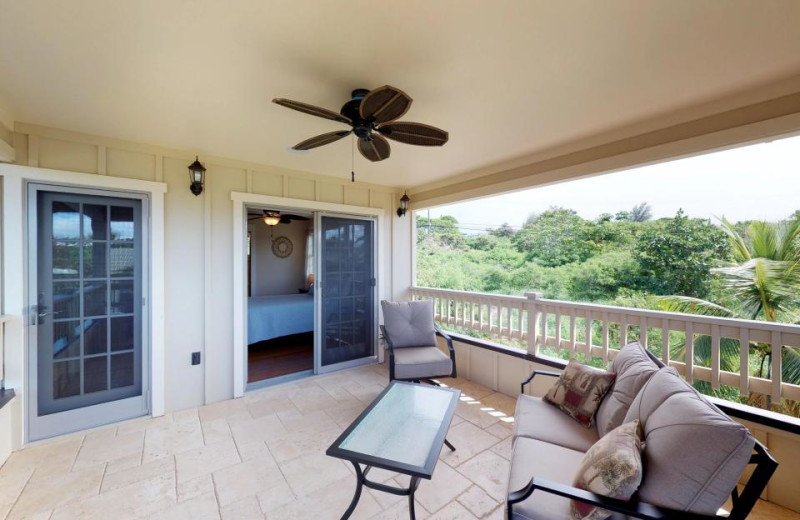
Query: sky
424,134,800,234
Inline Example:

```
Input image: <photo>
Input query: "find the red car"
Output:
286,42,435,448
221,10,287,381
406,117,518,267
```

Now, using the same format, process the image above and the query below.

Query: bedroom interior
246,207,315,385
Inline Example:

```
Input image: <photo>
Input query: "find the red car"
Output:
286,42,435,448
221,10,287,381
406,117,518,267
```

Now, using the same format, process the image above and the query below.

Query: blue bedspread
247,293,314,344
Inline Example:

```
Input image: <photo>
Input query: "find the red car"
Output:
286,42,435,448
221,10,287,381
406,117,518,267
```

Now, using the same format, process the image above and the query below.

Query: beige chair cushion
381,300,437,348
514,395,599,452
595,342,660,437
544,360,615,428
571,420,643,520
623,368,754,515
392,346,452,380
508,437,586,520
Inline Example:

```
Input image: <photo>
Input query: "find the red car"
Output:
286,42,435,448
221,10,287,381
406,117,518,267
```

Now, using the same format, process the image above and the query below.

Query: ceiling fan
248,210,310,226
273,85,449,162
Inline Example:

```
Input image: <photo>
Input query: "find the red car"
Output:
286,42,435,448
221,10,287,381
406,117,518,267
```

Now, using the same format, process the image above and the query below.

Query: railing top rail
410,286,528,303
412,286,800,335
0,315,13,325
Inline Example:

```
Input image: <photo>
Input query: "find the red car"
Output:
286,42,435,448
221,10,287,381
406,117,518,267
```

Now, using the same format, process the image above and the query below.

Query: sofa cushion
571,420,643,520
514,395,599,452
544,360,615,428
392,346,452,380
623,368,754,515
508,437,587,520
381,300,437,348
595,342,660,437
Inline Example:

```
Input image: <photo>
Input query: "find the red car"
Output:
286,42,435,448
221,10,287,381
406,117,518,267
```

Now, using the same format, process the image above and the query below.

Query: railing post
525,292,542,357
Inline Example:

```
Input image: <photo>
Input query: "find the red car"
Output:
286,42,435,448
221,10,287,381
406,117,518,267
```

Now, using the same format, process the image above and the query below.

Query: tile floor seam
98,461,108,495
68,434,87,473
173,455,178,504
3,466,35,520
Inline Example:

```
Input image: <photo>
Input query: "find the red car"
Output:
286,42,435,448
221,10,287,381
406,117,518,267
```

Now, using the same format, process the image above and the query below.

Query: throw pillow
544,360,615,428
570,420,644,520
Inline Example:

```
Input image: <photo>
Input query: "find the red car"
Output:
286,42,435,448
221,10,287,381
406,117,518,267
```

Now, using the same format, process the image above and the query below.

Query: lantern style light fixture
188,156,206,196
396,192,410,217
262,211,281,226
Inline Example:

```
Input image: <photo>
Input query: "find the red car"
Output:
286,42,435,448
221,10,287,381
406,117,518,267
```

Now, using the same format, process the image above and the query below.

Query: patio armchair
380,299,457,383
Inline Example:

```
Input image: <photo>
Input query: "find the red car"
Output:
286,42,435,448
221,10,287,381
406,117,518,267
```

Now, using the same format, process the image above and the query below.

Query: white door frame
0,164,167,444
230,192,385,398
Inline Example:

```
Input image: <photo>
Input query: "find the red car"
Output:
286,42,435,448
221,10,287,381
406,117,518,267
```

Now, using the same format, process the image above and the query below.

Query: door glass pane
84,357,108,393
53,282,81,319
110,280,134,314
110,316,134,352
110,206,134,241
110,242,135,277
83,242,107,278
110,353,134,388
52,241,80,278
84,318,108,355
83,204,108,240
83,281,108,317
52,202,80,239
320,217,375,366
53,360,81,398
53,320,80,359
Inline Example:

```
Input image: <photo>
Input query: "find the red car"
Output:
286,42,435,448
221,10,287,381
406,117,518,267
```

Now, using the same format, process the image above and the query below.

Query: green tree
655,217,800,413
513,207,599,267
633,209,728,298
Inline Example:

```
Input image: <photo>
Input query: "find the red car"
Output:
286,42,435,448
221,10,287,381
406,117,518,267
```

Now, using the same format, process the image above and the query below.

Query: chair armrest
379,325,395,351
520,370,560,394
434,325,457,378
508,477,718,520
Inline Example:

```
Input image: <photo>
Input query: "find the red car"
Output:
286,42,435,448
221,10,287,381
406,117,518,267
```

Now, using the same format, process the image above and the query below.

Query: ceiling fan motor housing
341,88,375,139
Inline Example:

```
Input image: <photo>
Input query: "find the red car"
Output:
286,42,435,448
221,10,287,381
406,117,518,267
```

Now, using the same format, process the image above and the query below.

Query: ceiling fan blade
377,122,449,146
359,85,412,124
293,130,352,150
357,135,391,162
273,98,352,125
282,214,310,221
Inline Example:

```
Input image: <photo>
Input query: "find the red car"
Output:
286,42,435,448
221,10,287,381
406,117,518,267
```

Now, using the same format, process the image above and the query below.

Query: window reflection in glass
110,206,134,241
82,204,108,240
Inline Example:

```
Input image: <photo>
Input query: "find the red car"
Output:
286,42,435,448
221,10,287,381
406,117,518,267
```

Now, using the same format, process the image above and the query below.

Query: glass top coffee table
326,381,461,520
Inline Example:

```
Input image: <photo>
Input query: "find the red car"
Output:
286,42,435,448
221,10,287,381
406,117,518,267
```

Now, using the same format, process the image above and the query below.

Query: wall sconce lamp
188,156,206,196
397,192,410,217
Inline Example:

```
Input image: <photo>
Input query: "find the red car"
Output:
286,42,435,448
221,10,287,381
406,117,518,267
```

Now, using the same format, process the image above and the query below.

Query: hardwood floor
247,332,314,383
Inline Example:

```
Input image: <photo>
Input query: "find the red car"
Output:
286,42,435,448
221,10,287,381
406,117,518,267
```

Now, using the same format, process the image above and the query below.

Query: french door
315,215,377,373
28,187,149,441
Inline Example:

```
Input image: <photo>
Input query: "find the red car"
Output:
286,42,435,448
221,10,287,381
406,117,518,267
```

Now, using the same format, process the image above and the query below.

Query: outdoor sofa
506,342,778,520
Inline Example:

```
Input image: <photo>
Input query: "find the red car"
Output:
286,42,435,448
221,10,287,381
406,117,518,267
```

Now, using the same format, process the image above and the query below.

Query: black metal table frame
326,381,461,520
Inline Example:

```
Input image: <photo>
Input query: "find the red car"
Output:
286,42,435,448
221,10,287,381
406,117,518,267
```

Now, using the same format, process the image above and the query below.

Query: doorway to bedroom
246,208,315,386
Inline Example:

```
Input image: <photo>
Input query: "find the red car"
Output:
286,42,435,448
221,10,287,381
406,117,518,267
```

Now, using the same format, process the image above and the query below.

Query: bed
247,293,314,344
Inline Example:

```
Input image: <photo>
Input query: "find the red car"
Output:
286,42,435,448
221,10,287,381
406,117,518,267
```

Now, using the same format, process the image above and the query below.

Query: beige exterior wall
8,123,410,413
443,338,800,513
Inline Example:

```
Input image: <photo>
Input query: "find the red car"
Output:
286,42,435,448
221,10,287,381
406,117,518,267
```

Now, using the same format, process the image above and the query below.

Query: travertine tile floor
0,362,796,519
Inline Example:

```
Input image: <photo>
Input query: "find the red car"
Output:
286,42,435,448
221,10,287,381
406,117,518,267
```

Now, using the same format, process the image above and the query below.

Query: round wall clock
272,236,293,258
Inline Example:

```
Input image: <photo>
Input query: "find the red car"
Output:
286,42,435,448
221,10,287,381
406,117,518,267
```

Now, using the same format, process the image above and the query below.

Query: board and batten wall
7,122,412,415
249,219,309,296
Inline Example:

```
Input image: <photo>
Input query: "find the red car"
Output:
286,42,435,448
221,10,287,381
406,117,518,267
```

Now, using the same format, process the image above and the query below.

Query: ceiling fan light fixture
263,211,281,226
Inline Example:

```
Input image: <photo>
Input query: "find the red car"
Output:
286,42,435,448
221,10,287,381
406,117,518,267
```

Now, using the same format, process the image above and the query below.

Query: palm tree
654,217,800,413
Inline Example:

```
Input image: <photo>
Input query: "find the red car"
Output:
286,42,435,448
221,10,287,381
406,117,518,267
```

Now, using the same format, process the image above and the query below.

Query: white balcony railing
411,286,800,403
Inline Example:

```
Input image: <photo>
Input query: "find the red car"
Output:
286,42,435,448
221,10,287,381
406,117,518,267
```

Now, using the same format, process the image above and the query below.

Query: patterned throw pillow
571,420,644,520
543,360,615,427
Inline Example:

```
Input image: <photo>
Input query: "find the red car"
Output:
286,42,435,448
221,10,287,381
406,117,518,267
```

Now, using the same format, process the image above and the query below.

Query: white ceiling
2,1,800,188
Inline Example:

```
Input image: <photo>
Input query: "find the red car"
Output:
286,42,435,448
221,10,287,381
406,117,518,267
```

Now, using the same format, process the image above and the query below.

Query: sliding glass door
315,215,377,373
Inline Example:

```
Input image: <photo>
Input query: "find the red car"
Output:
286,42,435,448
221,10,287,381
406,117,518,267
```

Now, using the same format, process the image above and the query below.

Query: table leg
341,462,364,520
408,476,421,520
444,438,456,451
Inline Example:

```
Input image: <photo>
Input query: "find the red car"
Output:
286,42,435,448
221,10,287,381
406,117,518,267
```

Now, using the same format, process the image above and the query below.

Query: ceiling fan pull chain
351,135,356,182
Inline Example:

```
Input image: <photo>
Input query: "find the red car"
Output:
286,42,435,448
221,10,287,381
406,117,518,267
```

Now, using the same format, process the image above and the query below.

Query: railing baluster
639,315,648,350
711,323,721,391
569,313,577,357
555,307,562,353
739,328,750,398
602,313,610,363
620,316,629,350
686,321,694,384
661,318,670,366
771,330,782,401
585,315,593,358
541,307,548,352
